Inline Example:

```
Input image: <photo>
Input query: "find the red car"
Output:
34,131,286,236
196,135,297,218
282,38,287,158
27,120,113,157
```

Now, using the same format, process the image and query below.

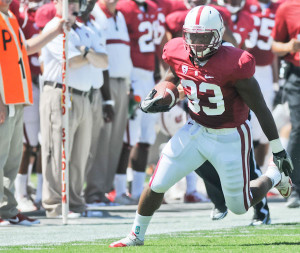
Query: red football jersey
245,1,280,66
243,0,260,14
19,9,42,76
168,0,187,12
151,0,166,46
9,0,21,24
151,0,186,44
151,0,186,16
117,0,158,71
163,38,255,129
166,9,189,38
230,11,254,49
271,0,300,67
166,4,232,38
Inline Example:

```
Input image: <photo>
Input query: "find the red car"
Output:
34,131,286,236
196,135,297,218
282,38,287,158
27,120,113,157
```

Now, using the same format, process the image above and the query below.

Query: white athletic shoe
275,173,292,199
17,197,37,212
109,232,144,248
210,207,228,221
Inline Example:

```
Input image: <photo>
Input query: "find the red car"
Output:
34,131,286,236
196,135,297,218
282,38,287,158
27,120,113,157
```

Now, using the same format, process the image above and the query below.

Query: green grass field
2,223,300,253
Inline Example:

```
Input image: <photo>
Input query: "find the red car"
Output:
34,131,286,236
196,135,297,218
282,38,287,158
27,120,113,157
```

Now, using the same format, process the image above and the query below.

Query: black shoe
210,207,228,220
250,212,271,226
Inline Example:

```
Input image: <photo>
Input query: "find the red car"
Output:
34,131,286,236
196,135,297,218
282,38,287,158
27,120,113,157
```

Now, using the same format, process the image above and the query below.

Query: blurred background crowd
2,0,299,223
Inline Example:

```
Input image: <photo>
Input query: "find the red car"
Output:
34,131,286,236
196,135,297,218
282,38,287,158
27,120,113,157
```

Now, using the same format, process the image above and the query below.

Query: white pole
61,0,70,225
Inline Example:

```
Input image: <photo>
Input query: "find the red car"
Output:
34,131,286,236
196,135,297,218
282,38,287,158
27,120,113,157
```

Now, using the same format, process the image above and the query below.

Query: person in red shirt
109,6,293,247
113,0,160,204
9,0,21,23
243,0,281,175
218,0,254,49
271,0,300,209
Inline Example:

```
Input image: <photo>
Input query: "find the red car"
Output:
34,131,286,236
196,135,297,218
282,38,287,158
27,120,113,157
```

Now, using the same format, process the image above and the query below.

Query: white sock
27,163,33,185
15,174,28,200
114,174,127,197
131,212,152,241
35,173,43,202
131,171,146,200
185,172,197,195
265,164,282,187
127,167,133,182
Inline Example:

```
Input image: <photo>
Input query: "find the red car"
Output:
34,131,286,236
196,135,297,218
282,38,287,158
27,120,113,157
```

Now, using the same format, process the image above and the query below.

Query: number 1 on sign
18,57,25,79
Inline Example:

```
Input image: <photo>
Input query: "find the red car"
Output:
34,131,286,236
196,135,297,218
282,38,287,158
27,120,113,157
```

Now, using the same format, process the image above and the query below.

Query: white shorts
149,119,253,215
251,65,275,144
23,84,40,146
124,67,158,146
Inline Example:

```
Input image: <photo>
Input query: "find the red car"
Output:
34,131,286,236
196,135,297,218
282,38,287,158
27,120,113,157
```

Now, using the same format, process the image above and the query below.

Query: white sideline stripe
166,88,175,108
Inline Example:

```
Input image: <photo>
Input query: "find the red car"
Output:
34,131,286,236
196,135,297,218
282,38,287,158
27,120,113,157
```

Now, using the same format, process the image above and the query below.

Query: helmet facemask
183,27,222,60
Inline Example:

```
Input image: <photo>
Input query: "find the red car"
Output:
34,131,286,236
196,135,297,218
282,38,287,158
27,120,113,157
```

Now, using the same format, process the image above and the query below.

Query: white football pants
150,119,253,215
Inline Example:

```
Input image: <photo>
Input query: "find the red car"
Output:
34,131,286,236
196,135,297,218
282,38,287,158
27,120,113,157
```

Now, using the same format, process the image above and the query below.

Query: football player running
109,5,293,247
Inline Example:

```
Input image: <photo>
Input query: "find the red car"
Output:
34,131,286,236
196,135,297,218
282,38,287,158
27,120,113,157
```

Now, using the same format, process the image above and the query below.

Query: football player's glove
140,89,170,113
273,149,294,177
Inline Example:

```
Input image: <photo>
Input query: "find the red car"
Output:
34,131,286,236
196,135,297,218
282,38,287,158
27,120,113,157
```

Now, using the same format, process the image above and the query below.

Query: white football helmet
218,0,246,14
183,5,224,60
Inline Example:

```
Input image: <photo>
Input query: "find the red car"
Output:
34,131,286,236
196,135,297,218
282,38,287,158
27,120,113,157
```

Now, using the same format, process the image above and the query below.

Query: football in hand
153,81,179,108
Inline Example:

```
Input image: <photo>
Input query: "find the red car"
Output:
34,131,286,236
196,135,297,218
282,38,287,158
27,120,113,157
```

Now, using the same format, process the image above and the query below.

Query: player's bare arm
235,76,293,176
235,76,279,141
161,67,180,85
